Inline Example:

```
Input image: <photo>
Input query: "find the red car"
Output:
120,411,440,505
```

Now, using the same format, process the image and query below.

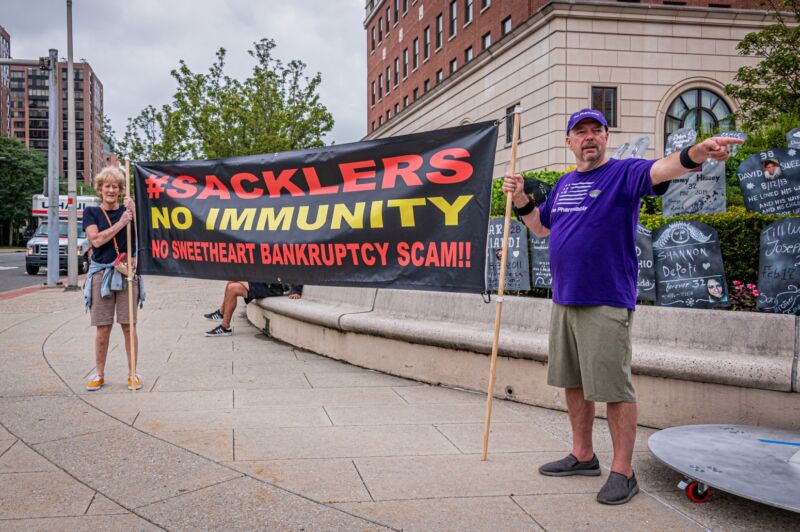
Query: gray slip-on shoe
538,453,601,477
597,471,639,505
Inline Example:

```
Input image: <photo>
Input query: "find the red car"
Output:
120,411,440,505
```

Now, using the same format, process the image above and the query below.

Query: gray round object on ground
648,424,800,513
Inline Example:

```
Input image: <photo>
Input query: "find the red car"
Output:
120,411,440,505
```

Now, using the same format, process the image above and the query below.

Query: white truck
25,194,101,275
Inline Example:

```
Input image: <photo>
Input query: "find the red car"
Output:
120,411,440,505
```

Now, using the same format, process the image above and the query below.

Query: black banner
134,122,498,293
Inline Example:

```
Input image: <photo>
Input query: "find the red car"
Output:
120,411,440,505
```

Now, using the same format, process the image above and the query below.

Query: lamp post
0,53,60,285
66,0,78,288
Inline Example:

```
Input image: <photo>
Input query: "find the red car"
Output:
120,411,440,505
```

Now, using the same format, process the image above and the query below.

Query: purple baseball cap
566,108,609,134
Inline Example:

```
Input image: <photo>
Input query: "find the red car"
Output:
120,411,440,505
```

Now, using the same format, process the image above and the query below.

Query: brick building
0,26,10,138
364,0,773,172
8,60,104,186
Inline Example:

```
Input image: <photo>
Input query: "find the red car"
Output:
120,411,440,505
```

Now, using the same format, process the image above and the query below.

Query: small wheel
686,481,711,503
25,264,39,275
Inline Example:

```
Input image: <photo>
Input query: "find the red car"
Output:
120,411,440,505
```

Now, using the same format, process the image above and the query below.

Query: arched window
664,88,732,147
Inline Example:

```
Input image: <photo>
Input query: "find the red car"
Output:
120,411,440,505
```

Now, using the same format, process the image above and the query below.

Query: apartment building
364,0,773,172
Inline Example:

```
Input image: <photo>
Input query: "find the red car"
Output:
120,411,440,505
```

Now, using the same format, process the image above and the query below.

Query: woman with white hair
81,166,144,391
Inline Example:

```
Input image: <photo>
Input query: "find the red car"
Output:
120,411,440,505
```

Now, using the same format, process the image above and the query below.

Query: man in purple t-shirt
503,109,742,505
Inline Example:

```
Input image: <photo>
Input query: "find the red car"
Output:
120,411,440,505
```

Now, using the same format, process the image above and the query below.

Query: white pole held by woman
482,106,522,461
125,159,137,390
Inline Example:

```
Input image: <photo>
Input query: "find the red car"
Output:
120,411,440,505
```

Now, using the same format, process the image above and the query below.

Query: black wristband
679,145,702,169
514,199,536,216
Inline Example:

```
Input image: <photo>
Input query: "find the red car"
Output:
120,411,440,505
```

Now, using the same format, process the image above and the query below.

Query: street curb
0,274,86,301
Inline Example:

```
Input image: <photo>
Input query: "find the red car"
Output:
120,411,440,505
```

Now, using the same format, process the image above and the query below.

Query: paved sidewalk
0,276,797,530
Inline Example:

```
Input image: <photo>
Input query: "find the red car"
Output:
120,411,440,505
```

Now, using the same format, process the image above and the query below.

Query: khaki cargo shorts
89,272,139,326
548,303,635,403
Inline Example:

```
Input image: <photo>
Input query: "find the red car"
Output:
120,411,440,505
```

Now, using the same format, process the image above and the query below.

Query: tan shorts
89,272,139,326
548,303,635,403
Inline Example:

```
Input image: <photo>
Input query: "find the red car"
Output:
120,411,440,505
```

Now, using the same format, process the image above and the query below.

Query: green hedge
490,169,786,286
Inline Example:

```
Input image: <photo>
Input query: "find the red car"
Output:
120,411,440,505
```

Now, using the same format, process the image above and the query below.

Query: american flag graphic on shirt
553,182,594,213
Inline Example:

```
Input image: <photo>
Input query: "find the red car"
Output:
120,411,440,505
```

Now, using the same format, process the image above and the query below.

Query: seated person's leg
222,282,248,328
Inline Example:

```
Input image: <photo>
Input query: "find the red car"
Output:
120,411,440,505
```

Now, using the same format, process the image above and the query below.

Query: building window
436,14,443,49
450,59,457,74
394,0,399,22
404,96,409,107
371,81,376,106
372,121,376,132
386,109,391,121
664,87,732,147
424,79,430,93
505,104,521,144
501,16,512,36
403,0,409,13
424,27,431,59
379,17,383,42
465,46,473,63
395,103,400,115
482,32,491,49
403,48,409,78
371,27,376,51
449,1,458,37
481,0,492,9
413,38,419,69
386,66,391,93
378,74,383,98
436,69,443,83
386,7,391,31
394,58,400,86
591,86,618,128
379,115,383,126
413,88,419,100
465,0,474,24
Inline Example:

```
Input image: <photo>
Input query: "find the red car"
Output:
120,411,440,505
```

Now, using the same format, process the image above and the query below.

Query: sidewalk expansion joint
351,460,376,502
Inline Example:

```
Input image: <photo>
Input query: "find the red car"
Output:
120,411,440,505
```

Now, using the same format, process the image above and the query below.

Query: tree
119,39,334,162
0,137,47,245
101,113,119,159
725,0,800,130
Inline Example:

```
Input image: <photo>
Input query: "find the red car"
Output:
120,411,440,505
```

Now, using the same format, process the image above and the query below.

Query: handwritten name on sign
758,218,800,315
636,224,656,302
736,148,800,215
653,220,728,309
530,233,551,288
486,218,531,291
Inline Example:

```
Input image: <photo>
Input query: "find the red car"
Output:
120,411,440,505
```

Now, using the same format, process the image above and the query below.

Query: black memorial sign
653,220,728,308
522,177,552,207
662,159,726,217
486,217,531,291
788,127,800,150
736,148,800,215
757,218,800,314
664,128,697,156
530,234,551,288
636,224,656,302
662,127,725,217
627,136,651,159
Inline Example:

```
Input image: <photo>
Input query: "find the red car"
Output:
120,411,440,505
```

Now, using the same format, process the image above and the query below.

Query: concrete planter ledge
248,286,800,429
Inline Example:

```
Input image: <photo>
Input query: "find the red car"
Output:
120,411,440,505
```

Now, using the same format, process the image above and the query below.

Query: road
0,251,48,292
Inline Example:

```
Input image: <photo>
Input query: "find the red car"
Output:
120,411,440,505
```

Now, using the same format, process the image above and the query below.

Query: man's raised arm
650,136,744,186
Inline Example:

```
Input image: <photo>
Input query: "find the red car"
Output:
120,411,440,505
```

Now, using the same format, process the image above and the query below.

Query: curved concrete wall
248,286,800,430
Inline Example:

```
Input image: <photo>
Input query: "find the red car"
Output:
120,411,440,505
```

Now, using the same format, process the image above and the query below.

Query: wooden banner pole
125,159,137,390
482,107,521,461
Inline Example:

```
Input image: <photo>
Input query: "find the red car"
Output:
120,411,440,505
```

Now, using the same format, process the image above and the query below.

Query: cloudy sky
2,0,367,145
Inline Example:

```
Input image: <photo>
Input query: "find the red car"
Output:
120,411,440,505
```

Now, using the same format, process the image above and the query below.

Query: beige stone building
363,0,773,174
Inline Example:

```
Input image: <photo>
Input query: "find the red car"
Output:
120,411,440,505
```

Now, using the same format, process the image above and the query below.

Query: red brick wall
364,0,770,133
